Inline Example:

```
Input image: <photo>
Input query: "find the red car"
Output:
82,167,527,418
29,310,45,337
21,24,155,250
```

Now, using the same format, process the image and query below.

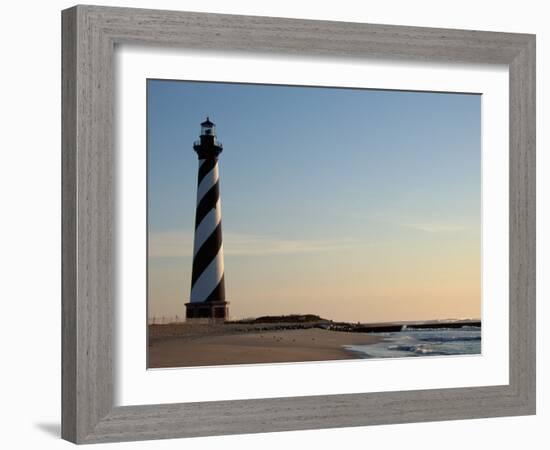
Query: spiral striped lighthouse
185,118,229,321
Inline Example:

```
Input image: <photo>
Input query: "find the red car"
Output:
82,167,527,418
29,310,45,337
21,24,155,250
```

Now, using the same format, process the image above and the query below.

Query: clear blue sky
148,79,481,322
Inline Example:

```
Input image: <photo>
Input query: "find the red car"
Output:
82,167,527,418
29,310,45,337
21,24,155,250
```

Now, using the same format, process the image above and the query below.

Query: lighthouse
185,118,229,321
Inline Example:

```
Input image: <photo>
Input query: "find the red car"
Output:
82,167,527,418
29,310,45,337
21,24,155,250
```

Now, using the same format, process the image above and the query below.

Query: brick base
185,301,229,321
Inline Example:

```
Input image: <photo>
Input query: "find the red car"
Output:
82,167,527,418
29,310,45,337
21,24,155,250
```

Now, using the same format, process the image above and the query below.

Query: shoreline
147,317,482,368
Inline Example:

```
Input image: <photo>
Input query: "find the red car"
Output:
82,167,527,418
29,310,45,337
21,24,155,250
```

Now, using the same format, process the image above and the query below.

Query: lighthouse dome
200,117,216,136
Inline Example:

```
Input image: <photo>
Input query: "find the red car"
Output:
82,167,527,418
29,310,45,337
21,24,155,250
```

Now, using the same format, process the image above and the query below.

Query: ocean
344,326,481,359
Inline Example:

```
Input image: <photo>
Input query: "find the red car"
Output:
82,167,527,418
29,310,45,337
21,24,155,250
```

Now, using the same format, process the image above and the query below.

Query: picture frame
61,4,536,444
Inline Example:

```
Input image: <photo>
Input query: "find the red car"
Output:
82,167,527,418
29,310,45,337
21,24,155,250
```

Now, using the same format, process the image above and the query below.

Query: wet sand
148,327,381,368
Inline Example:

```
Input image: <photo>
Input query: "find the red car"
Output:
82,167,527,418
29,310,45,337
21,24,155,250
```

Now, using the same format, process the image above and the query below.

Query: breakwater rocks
149,315,481,339
230,315,481,333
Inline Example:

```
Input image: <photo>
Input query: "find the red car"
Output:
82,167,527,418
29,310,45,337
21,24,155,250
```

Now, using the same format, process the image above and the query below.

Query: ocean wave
344,328,482,359
418,336,481,342
387,344,461,356
402,326,481,332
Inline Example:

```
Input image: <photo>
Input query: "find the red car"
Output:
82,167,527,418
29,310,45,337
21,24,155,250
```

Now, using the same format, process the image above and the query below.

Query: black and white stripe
190,158,225,303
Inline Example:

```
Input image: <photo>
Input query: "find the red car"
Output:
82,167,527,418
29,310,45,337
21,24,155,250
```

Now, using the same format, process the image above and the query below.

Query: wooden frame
62,5,536,444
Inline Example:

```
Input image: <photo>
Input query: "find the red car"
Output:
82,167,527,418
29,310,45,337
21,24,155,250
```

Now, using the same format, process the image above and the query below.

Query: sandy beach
148,326,381,368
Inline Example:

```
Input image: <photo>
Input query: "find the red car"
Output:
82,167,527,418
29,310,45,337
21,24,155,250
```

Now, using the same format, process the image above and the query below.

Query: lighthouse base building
185,118,229,322
185,301,229,320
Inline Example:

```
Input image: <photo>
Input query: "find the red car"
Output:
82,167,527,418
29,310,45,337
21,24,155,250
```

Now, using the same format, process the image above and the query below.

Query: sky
147,79,481,323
